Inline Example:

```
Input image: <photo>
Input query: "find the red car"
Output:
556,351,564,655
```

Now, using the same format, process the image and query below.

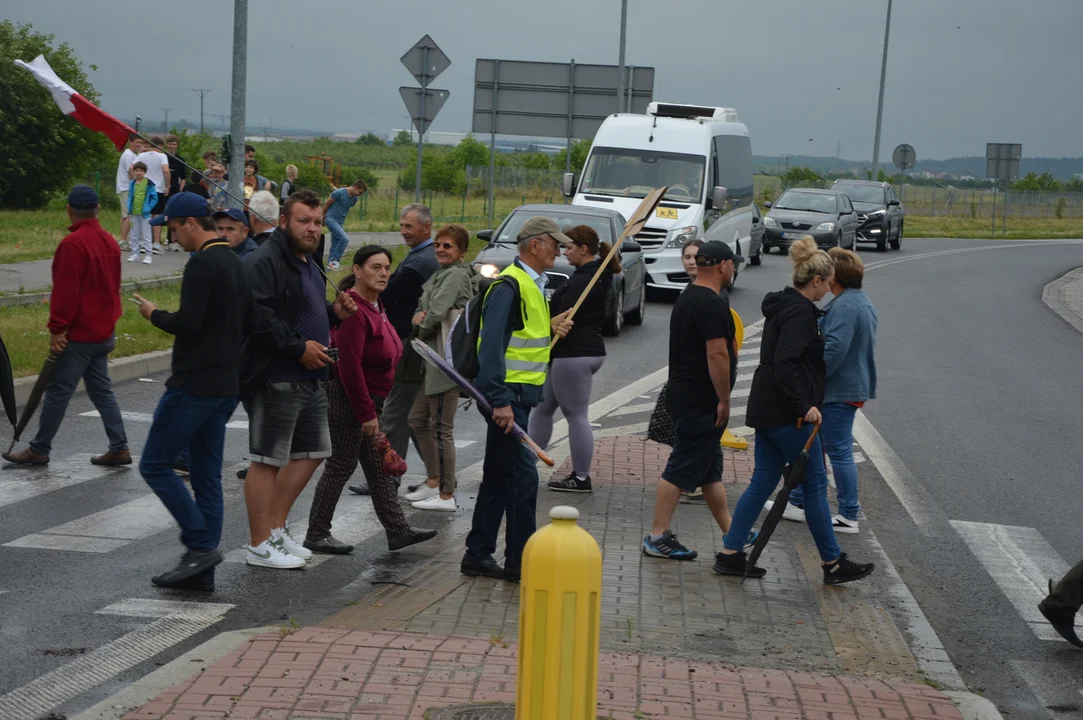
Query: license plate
781,232,805,240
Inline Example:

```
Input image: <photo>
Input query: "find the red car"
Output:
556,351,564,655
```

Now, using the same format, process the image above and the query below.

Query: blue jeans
325,217,349,265
31,337,127,455
788,403,860,521
465,402,538,572
723,424,840,562
139,388,236,552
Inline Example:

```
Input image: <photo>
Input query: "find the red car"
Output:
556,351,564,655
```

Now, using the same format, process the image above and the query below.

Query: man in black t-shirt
643,241,743,561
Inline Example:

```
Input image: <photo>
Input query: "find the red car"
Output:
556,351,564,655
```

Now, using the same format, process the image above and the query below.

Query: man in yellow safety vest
462,216,574,583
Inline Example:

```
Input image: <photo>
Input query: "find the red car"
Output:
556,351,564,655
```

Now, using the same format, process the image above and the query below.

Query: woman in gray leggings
530,225,621,493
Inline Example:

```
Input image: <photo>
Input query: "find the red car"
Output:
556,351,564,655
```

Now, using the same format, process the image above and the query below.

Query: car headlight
815,222,836,232
476,263,500,278
665,226,697,249
865,209,886,218
763,216,778,228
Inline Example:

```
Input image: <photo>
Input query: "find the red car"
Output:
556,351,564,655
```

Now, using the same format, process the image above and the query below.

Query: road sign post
892,144,915,200
400,35,451,203
986,143,1021,236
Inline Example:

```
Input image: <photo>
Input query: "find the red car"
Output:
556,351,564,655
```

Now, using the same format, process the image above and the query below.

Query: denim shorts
661,412,725,492
247,379,331,467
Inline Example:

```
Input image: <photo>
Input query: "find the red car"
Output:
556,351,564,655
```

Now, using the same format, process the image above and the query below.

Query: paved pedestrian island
119,435,966,720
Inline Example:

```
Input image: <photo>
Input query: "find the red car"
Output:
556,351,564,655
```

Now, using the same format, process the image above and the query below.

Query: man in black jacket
134,193,254,591
241,190,357,570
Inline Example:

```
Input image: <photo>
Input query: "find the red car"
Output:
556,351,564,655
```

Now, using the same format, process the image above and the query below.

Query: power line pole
228,0,247,209
159,107,173,133
191,88,212,134
616,0,628,113
871,0,893,178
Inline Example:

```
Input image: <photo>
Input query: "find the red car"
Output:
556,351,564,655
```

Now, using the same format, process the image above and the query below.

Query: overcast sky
8,0,1082,160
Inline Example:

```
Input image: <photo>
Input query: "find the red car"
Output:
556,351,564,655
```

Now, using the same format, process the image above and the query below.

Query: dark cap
516,216,572,246
695,241,743,267
213,208,249,227
150,192,212,226
67,185,99,210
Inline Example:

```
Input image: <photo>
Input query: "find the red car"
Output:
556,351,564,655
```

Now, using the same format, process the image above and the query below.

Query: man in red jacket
3,186,131,466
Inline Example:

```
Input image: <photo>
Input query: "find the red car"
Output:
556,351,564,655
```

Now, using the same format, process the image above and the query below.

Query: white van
563,102,754,291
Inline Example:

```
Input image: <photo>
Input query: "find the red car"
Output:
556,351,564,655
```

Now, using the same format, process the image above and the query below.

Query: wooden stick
549,186,669,350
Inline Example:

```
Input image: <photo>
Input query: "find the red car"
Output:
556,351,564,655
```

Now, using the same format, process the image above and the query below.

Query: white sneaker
832,515,859,534
404,485,439,502
272,526,312,559
764,499,806,523
246,538,306,569
412,495,457,512
142,255,153,265
152,244,164,255
127,253,140,263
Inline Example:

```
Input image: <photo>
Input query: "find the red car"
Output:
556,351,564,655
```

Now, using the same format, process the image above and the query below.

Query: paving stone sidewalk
120,434,964,720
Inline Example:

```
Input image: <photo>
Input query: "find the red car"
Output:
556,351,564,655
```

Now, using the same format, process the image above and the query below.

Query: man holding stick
461,217,573,583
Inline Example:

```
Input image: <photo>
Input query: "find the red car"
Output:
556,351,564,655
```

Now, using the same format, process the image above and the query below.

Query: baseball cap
213,208,249,226
67,185,99,210
516,216,572,246
695,241,743,266
149,192,212,226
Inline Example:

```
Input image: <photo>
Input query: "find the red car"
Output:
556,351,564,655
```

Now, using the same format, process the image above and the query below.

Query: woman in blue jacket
785,247,877,533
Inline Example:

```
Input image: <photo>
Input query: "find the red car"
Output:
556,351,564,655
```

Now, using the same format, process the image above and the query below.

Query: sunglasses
435,241,460,251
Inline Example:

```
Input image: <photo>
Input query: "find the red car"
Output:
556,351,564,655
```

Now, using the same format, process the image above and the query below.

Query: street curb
1041,266,1083,335
0,275,184,308
69,626,278,720
13,349,172,405
945,691,1006,720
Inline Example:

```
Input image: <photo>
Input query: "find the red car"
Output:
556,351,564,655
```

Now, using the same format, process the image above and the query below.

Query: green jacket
416,260,479,395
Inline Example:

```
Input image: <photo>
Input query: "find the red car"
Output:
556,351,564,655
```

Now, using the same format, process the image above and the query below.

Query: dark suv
830,180,904,251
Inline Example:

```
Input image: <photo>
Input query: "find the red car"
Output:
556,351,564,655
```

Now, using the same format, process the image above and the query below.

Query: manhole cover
429,703,516,719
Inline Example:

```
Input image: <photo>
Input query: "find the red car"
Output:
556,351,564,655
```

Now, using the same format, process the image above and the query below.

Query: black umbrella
0,332,16,428
6,352,59,454
744,421,821,581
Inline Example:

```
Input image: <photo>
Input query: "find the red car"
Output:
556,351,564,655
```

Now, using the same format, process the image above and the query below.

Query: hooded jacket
746,287,826,429
415,260,479,395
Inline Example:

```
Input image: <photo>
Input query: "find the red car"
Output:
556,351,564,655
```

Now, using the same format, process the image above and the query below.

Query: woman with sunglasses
305,245,436,554
404,225,479,512
530,225,622,493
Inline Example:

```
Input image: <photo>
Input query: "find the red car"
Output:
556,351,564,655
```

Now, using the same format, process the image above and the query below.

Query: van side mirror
476,229,492,242
710,186,728,210
562,172,576,198
620,240,641,253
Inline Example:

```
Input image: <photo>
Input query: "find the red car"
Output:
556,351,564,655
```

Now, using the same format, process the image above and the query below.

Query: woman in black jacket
529,225,621,493
714,236,875,585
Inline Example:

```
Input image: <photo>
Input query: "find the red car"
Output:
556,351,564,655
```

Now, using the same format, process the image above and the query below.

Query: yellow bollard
722,308,750,449
517,506,602,720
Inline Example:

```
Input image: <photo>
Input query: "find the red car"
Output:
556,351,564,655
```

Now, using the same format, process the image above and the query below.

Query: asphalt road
3,236,1082,718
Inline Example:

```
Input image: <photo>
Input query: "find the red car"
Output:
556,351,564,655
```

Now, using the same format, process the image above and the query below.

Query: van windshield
580,147,705,202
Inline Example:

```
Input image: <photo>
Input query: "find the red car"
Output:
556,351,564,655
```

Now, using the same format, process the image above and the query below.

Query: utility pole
871,0,893,178
228,0,247,209
191,88,211,134
616,0,628,113
159,107,173,133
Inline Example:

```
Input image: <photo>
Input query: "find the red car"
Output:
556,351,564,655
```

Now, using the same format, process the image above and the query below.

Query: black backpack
445,276,523,380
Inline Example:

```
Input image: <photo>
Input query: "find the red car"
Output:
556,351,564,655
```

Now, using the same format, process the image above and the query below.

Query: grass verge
904,216,1083,239
0,211,121,265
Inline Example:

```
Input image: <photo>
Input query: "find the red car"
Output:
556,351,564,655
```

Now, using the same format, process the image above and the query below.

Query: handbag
647,382,676,447
373,432,408,476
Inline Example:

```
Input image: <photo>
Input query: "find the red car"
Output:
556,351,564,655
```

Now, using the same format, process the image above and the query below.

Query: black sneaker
153,568,215,592
642,530,697,560
547,473,592,493
712,551,766,578
348,484,371,496
822,553,875,585
151,550,223,588
461,554,505,579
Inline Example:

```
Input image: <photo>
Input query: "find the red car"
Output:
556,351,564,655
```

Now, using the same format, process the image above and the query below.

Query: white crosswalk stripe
0,455,134,509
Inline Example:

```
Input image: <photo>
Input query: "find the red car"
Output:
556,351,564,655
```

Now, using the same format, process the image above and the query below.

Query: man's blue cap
150,192,212,226
68,185,98,210
213,208,248,227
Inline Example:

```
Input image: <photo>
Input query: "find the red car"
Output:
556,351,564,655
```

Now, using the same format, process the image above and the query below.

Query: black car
762,188,859,253
830,180,904,251
472,204,648,336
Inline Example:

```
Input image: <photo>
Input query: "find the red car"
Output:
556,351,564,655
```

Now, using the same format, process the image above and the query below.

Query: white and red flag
14,55,134,151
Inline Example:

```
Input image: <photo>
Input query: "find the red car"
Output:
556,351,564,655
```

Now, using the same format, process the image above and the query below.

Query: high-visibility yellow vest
480,262,551,386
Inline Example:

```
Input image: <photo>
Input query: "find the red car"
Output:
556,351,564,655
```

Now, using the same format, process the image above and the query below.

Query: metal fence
897,185,1083,219
465,165,563,194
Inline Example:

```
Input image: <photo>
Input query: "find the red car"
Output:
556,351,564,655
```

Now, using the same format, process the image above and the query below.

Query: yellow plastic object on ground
517,506,602,720
723,308,750,449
